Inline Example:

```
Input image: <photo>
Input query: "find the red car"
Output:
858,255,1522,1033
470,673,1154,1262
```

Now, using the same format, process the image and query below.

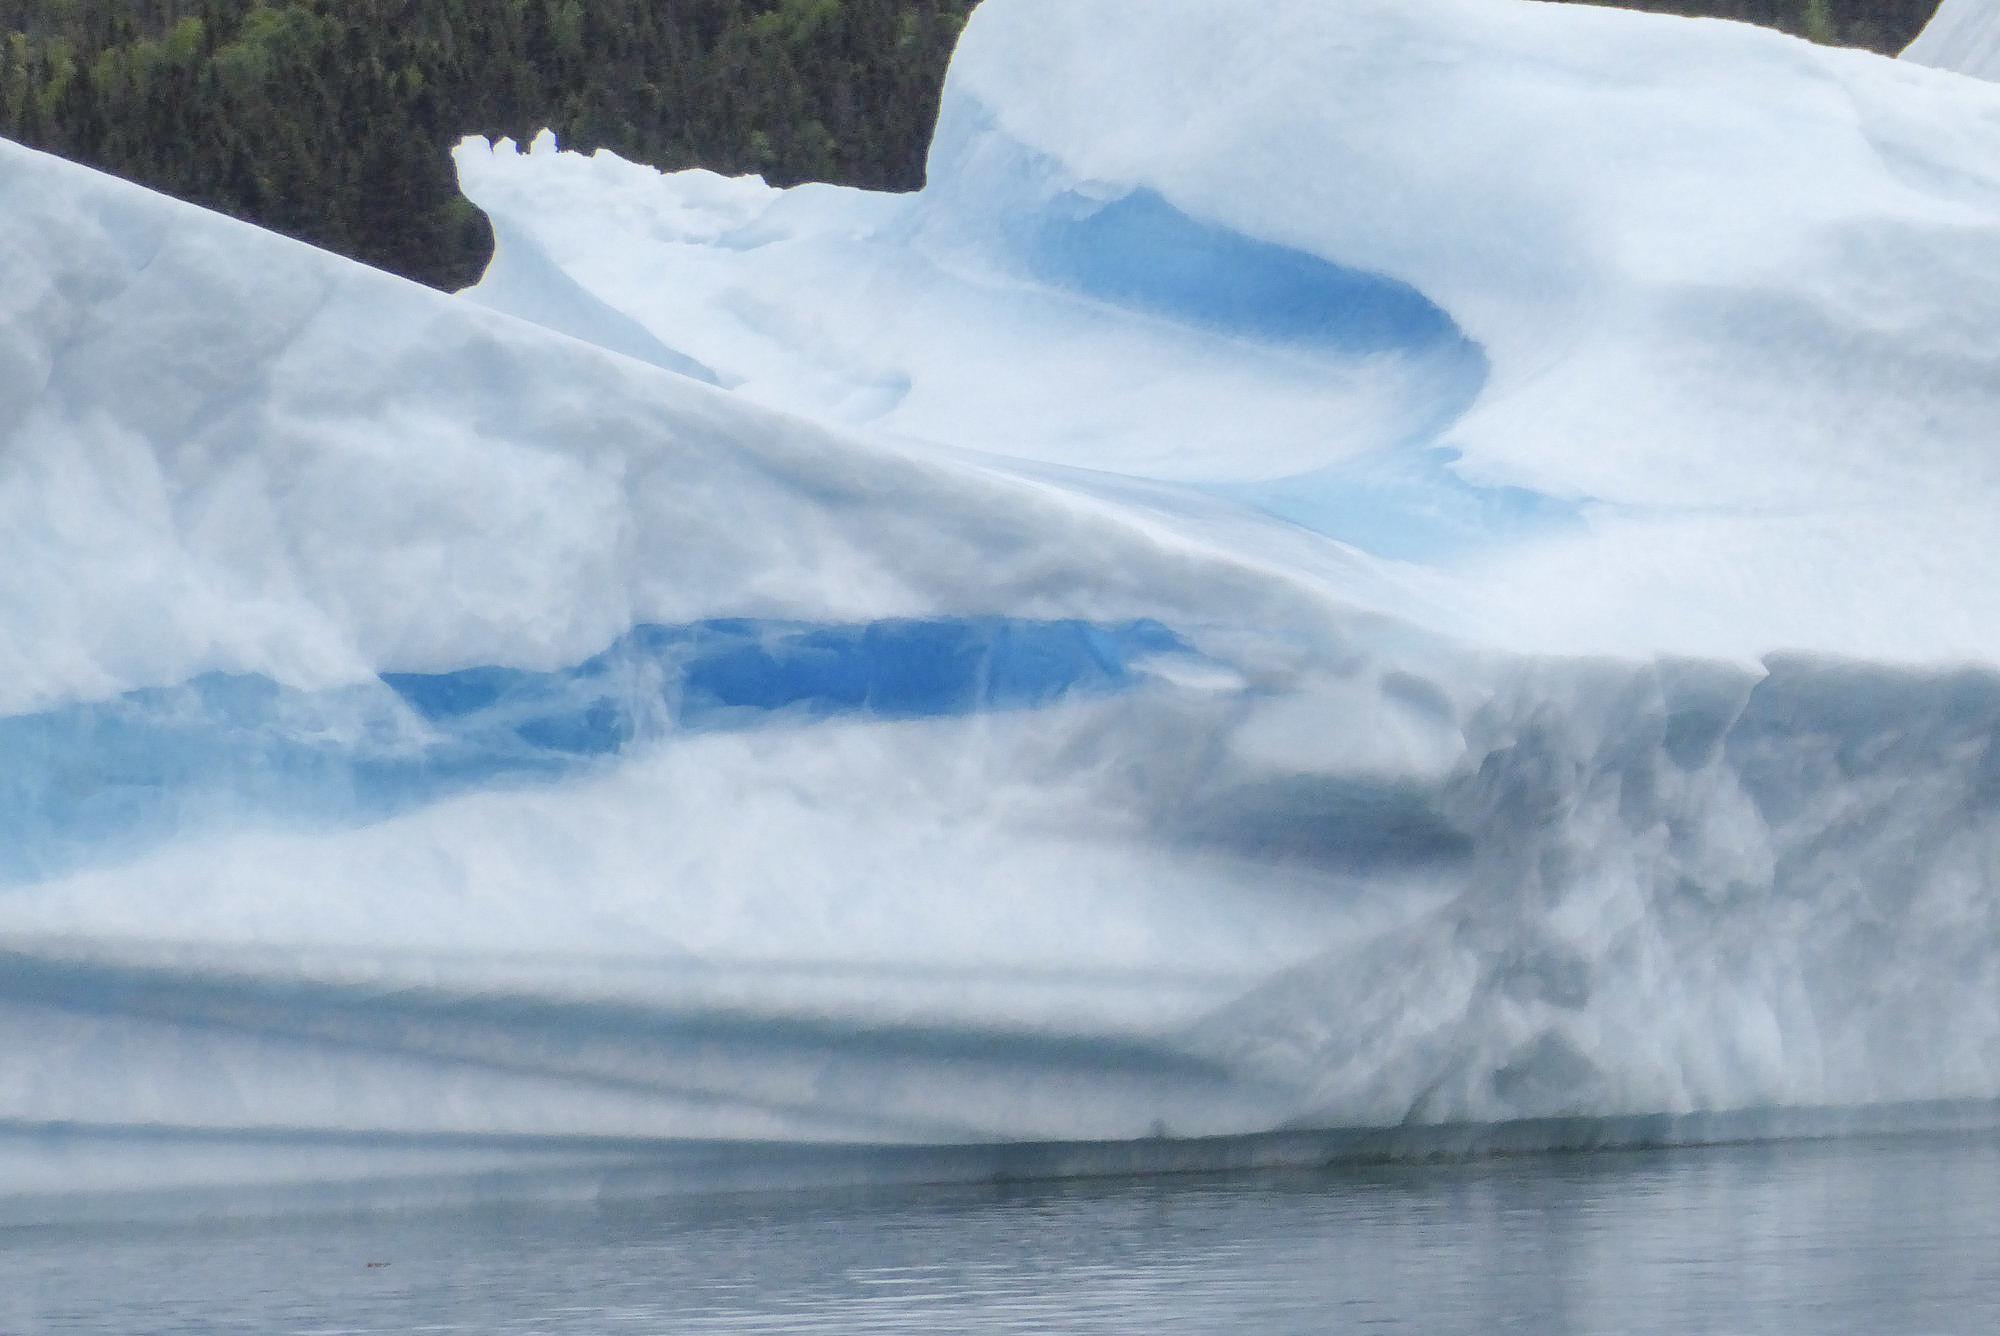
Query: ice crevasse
4,0,2000,1214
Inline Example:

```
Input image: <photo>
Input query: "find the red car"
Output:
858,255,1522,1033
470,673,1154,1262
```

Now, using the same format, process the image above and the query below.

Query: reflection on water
6,1132,2000,1334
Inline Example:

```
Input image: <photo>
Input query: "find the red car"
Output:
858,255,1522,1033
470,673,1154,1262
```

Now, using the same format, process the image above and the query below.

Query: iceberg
3,0,2000,1216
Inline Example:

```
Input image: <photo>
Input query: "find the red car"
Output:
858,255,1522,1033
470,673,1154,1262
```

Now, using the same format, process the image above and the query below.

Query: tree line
0,0,973,287
1569,0,1935,49
0,0,1940,291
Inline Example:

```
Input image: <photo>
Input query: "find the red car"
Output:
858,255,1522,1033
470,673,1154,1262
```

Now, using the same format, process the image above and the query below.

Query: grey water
6,1131,2000,1334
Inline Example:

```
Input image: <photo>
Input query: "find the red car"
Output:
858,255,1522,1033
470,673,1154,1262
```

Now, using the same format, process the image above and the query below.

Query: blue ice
0,617,1188,884
1030,185,1479,359
991,153,1577,560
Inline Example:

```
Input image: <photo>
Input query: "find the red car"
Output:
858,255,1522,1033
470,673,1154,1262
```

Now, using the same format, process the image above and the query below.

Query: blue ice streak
0,616,1188,883
1031,186,1476,356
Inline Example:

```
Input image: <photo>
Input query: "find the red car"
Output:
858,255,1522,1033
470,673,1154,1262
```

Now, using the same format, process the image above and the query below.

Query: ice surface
4,0,2000,1214
1906,0,2000,81
457,0,2000,663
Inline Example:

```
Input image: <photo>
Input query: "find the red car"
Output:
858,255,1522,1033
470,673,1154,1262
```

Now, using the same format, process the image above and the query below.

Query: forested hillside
0,0,972,287
0,0,1941,290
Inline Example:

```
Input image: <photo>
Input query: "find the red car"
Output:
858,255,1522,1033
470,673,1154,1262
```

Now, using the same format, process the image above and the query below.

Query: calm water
6,1132,1999,1334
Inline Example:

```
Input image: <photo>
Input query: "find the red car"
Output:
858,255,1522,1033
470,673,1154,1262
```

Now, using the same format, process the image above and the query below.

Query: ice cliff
3,0,2000,1214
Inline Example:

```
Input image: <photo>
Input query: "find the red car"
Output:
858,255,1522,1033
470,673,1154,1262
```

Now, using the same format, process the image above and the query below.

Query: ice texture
1906,0,2000,81
457,1,2000,664
4,0,2000,1214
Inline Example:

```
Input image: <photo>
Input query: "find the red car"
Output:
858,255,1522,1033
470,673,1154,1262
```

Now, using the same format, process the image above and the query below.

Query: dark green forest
1571,0,1934,49
0,0,974,287
0,0,1942,290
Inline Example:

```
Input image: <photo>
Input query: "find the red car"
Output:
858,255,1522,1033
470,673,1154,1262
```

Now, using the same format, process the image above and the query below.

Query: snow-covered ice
459,0,2000,664
3,0,2000,1214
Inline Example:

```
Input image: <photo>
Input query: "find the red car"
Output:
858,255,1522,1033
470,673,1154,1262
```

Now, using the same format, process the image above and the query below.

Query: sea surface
6,1131,1999,1334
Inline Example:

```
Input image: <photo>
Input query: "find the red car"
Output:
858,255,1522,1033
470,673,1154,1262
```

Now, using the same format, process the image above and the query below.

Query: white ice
1905,0,2000,81
458,0,2000,665
3,0,2000,1215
